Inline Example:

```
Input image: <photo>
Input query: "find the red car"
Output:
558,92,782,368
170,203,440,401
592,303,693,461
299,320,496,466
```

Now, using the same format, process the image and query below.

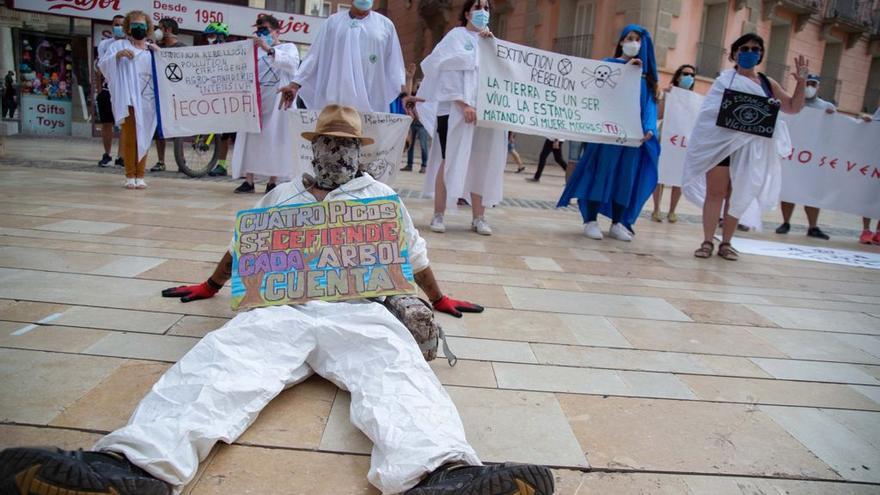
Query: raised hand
792,55,809,83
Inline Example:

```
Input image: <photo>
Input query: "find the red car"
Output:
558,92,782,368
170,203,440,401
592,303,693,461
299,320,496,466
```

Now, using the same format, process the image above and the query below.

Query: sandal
651,211,663,222
694,241,714,258
717,242,739,261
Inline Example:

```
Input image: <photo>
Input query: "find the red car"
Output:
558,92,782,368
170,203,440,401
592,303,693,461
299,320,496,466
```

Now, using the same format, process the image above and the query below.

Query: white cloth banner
477,38,643,147
724,237,880,270
663,92,880,218
153,41,261,138
657,87,703,187
289,110,412,185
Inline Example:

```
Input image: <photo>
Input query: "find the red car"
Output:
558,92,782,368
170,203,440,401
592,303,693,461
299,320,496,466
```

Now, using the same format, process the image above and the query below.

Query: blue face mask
261,33,274,46
678,75,695,89
471,9,490,29
737,51,760,69
353,0,373,9
113,25,125,38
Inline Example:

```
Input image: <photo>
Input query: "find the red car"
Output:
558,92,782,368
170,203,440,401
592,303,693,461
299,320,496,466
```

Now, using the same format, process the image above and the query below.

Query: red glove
432,295,484,318
161,280,220,303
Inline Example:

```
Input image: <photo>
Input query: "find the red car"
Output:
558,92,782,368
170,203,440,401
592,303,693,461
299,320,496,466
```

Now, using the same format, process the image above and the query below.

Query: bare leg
510,150,524,171
804,206,820,229
780,201,795,223
470,193,485,219
669,186,682,214
101,123,113,154
702,166,730,243
652,184,664,215
245,172,254,185
434,161,447,215
268,176,277,186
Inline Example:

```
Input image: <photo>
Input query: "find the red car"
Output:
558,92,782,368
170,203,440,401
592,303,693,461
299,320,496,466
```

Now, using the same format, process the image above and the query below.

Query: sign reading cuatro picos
477,38,643,147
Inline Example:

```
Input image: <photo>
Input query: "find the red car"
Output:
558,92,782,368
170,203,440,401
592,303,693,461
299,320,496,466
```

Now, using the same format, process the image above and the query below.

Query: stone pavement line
1,165,879,491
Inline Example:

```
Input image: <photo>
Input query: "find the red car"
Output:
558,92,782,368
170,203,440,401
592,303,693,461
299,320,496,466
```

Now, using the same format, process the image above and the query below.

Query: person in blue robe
557,24,660,242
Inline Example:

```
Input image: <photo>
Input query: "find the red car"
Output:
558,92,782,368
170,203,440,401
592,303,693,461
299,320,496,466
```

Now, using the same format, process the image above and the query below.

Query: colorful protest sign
477,38,643,147
661,93,880,219
657,87,704,187
152,40,260,138
289,110,412,185
231,195,416,311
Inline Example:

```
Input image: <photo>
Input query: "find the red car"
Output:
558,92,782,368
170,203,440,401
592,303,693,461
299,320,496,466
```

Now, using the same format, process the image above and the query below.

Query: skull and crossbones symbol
581,64,622,89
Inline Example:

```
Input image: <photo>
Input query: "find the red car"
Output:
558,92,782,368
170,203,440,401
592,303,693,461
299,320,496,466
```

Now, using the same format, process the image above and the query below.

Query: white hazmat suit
93,174,481,495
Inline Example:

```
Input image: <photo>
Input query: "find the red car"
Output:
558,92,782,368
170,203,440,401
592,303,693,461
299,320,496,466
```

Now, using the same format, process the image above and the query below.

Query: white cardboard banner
14,0,324,45
660,92,880,218
290,110,412,186
657,87,703,187
152,41,260,138
726,237,880,270
477,38,643,147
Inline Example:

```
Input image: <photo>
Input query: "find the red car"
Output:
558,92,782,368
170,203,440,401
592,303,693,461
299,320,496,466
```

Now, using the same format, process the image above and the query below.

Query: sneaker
208,164,228,177
265,182,276,194
515,166,526,173
583,221,603,240
115,157,124,167
608,222,633,242
807,227,830,240
234,181,255,194
526,177,539,183
419,166,426,174
651,211,662,222
775,222,791,234
400,165,413,171
135,178,147,189
405,462,554,495
124,178,136,189
98,153,112,167
667,212,678,223
0,447,171,495
859,230,874,244
472,217,492,236
429,214,446,233
150,162,165,172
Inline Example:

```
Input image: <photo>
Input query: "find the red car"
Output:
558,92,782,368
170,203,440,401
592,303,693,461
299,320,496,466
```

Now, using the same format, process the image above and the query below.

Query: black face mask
130,24,147,40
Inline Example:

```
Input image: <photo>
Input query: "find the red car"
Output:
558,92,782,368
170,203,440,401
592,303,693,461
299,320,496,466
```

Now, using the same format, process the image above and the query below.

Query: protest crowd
1,0,878,494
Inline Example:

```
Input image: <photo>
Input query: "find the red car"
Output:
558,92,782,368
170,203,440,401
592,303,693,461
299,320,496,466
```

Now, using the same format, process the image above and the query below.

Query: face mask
621,41,641,58
261,33,274,47
153,28,163,42
471,9,490,29
678,75,695,89
737,51,760,69
113,25,125,38
804,86,818,99
206,36,218,44
311,136,360,189
353,0,373,9
130,23,148,40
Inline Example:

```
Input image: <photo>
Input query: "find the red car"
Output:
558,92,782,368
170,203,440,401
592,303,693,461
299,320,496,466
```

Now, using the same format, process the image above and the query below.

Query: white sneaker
608,223,633,242
135,178,147,189
429,213,446,233
124,178,136,189
472,217,492,235
583,221,603,240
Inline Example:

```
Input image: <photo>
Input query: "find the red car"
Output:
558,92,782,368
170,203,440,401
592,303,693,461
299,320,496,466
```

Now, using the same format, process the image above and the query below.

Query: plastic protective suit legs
94,301,481,494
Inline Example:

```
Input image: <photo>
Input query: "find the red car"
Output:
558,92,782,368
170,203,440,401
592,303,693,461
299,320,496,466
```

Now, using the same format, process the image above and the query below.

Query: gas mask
310,136,361,189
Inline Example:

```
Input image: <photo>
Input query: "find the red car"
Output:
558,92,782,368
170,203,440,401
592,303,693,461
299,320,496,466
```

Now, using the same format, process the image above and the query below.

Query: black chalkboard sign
716,89,780,138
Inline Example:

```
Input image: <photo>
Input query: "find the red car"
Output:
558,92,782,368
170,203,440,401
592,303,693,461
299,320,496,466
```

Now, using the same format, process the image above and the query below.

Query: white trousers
94,301,481,494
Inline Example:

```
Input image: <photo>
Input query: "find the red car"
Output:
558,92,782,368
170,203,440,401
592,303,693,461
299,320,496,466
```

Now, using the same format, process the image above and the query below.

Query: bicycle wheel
174,135,220,178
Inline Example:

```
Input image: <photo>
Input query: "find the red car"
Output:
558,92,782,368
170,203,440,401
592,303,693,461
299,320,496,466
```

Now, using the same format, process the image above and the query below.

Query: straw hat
301,105,374,145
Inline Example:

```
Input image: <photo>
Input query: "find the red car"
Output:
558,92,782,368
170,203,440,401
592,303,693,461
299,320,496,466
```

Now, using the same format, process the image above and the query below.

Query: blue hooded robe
557,24,660,231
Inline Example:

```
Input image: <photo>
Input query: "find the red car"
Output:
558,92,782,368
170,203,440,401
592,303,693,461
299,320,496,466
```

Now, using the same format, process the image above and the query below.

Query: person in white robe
277,0,405,113
98,10,158,190
683,33,807,261
231,14,301,194
416,0,507,236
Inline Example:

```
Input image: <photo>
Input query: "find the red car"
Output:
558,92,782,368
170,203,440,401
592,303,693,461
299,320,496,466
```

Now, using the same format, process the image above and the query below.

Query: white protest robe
682,69,792,230
292,11,405,112
417,28,506,208
231,43,301,180
98,40,156,161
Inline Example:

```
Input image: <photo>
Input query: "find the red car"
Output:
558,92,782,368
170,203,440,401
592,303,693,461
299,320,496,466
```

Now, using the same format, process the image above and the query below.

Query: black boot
0,447,170,495
406,463,554,495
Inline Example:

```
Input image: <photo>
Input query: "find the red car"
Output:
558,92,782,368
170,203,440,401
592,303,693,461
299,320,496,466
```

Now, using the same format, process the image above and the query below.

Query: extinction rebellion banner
658,93,880,219
231,195,416,311
289,110,412,185
477,38,643,147
152,40,261,138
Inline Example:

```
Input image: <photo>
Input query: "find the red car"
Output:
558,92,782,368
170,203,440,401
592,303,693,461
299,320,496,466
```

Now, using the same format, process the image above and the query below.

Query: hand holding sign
116,49,134,60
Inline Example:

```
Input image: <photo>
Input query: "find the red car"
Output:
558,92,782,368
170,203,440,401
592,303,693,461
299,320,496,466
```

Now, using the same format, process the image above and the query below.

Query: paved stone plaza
1,135,879,494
